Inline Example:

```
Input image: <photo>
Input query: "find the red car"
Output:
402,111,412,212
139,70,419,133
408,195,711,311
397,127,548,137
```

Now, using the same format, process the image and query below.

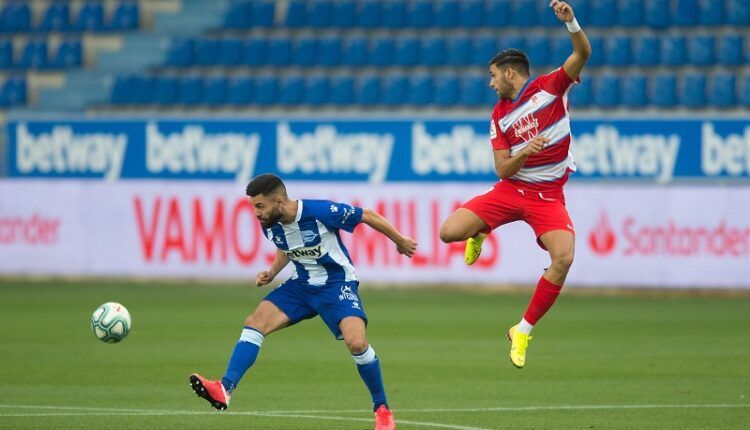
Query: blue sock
221,327,264,392
353,345,388,412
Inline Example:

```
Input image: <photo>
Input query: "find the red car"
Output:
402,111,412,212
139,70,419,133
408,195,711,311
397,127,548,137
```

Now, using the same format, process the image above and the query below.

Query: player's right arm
256,249,289,287
493,136,550,179
552,0,591,80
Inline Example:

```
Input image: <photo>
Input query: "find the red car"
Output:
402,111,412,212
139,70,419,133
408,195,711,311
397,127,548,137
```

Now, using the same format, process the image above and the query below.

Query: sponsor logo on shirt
284,244,324,260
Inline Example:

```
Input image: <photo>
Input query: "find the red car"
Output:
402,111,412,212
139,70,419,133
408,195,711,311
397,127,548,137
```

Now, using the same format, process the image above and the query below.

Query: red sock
523,276,563,325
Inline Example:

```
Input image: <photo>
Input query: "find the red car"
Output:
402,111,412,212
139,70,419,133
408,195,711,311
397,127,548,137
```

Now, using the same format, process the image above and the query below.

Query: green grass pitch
0,279,748,429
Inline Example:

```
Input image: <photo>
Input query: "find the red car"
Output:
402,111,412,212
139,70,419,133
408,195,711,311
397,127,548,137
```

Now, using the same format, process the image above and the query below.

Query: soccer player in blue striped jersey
190,174,417,430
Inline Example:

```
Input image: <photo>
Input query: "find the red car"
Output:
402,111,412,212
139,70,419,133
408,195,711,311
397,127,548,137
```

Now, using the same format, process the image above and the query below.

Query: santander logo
588,210,617,256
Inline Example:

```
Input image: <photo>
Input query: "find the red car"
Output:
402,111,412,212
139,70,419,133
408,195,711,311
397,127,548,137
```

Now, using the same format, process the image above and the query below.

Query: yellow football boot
464,233,487,265
507,325,532,369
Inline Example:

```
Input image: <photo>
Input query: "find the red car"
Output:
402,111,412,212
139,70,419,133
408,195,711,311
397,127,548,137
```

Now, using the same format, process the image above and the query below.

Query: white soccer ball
91,302,131,343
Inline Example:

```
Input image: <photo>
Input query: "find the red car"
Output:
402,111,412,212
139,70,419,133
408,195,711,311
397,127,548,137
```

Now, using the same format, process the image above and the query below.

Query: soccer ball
91,302,131,343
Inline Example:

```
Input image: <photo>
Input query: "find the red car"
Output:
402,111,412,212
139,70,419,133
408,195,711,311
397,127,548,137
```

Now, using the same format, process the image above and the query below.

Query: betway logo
572,125,680,183
146,122,260,182
14,122,127,180
277,123,393,183
701,123,750,177
411,123,494,175
284,244,324,260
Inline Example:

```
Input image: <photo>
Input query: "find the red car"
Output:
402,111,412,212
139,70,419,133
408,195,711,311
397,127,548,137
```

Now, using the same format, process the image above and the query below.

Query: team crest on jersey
489,120,497,139
530,95,541,108
513,114,539,141
300,230,319,244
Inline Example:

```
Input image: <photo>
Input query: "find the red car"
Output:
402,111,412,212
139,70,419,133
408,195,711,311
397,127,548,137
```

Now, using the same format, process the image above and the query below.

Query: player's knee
344,337,368,355
439,223,462,243
552,251,574,272
243,314,268,333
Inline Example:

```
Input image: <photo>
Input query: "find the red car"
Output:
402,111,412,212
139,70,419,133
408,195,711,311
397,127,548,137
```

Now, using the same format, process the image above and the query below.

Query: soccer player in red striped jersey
439,0,590,369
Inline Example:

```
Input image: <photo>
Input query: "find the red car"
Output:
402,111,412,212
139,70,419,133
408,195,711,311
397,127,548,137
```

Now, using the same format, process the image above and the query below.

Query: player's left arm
552,0,591,81
360,208,418,258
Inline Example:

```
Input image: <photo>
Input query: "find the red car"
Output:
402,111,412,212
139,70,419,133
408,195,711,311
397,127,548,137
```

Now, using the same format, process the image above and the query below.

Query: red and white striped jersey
489,67,579,195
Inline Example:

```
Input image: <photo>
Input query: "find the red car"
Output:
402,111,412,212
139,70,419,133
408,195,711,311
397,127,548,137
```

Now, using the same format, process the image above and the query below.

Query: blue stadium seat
651,73,677,107
590,0,616,26
434,0,459,28
710,73,736,107
110,75,134,104
267,37,292,66
741,75,750,106
717,34,743,65
0,40,13,69
109,1,139,30
332,1,356,28
617,0,643,26
251,1,274,27
586,35,604,67
51,39,82,68
131,76,154,104
18,40,48,69
152,76,178,105
698,0,724,25
76,2,105,31
356,75,380,105
408,0,433,28
395,37,419,66
382,1,405,28
305,76,329,105
459,0,484,28
605,35,631,66
319,37,341,66
673,0,698,25
485,0,511,27
342,37,368,66
223,1,251,29
551,36,571,65
538,0,560,26
435,76,459,106
500,36,525,55
661,35,687,65
570,0,591,23
727,0,750,25
644,0,670,28
569,78,592,107
446,37,471,66
244,38,267,66
1,76,27,106
177,77,203,105
680,73,707,107
293,37,318,66
421,37,446,66
330,76,354,105
203,76,228,105
526,35,549,67
357,0,382,28
511,0,537,26
280,76,304,105
460,75,488,106
38,2,70,31
166,38,193,67
688,35,714,66
284,0,306,27
383,75,409,105
409,75,433,105
1,3,31,32
593,74,620,107
633,35,659,66
228,77,253,105
472,36,497,66
219,39,243,66
194,39,220,66
371,37,394,67
308,0,333,28
622,74,648,107
255,76,278,105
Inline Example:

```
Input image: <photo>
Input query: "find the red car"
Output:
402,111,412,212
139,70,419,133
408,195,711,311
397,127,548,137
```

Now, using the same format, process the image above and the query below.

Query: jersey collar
512,77,534,103
293,199,303,223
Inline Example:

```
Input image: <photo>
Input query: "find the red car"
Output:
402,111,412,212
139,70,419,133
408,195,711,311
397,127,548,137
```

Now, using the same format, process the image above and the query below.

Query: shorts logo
351,301,361,309
300,230,318,244
338,285,359,302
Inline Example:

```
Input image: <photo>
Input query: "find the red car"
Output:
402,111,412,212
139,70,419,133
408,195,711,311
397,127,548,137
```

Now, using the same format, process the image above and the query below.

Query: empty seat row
222,0,750,30
0,76,26,107
0,39,82,69
0,1,138,33
110,74,497,106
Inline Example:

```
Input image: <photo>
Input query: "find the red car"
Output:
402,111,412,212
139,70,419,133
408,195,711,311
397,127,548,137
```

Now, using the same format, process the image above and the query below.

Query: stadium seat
251,1,274,27
550,36,571,65
617,0,643,26
408,0,433,28
586,35,604,67
342,37,368,66
434,76,459,106
446,37,471,66
330,76,354,105
741,75,750,106
680,73,707,108
485,0,512,27
590,0,616,26
219,39,243,66
166,38,193,67
727,0,750,25
460,75,488,106
421,37,446,66
255,76,278,105
382,1,405,28
371,37,394,67
304,76,329,105
152,76,178,105
622,74,648,107
526,35,549,67
319,37,342,66
0,40,13,70
710,73,736,107
177,77,203,105
284,0,306,27
293,37,318,66
1,76,27,106
395,37,419,66
511,0,537,26
688,35,714,66
500,35,525,54
434,0,459,28
38,2,70,32
110,75,134,104
569,78,592,107
459,0,484,28
227,77,253,105
383,75,409,105
308,0,333,28
194,39,220,66
1,3,31,32
698,0,724,25
268,38,292,66
593,74,620,107
644,0,670,28
357,0,382,28
203,76,229,105
244,38,267,66
651,73,677,107
633,35,660,66
472,36,497,66
18,40,48,69
76,2,105,31
409,75,433,105
661,35,687,65
223,1,251,29
51,39,83,68
605,35,631,66
717,34,743,65
131,76,154,104
280,76,304,105
356,75,380,105
332,0,356,28
109,1,139,30
673,0,698,25
538,0,560,26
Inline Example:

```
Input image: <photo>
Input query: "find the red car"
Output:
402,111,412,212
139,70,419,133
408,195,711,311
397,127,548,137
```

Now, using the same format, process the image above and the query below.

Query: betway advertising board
6,119,750,182
1,181,748,288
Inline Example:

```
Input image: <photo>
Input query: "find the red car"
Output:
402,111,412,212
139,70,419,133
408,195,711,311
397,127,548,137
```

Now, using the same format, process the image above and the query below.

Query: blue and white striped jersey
263,199,363,286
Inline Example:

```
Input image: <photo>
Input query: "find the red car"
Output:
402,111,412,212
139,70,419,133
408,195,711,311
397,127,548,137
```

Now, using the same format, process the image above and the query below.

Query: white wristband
565,17,581,33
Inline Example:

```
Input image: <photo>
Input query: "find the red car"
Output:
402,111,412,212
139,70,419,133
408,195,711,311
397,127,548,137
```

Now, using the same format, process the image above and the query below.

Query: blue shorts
263,279,367,340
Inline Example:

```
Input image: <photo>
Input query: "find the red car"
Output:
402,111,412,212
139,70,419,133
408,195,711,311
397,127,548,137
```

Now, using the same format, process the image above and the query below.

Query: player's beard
258,206,283,228
498,77,514,100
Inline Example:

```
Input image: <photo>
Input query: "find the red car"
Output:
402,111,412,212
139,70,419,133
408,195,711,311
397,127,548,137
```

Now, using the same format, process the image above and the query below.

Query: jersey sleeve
490,113,509,151
538,67,579,96
317,200,363,233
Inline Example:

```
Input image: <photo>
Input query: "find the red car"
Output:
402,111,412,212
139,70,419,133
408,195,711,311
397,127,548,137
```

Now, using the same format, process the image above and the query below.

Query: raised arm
551,0,591,81
360,208,417,257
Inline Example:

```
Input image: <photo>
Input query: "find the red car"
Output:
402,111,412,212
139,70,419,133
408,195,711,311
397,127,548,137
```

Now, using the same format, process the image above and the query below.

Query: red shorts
462,181,574,250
